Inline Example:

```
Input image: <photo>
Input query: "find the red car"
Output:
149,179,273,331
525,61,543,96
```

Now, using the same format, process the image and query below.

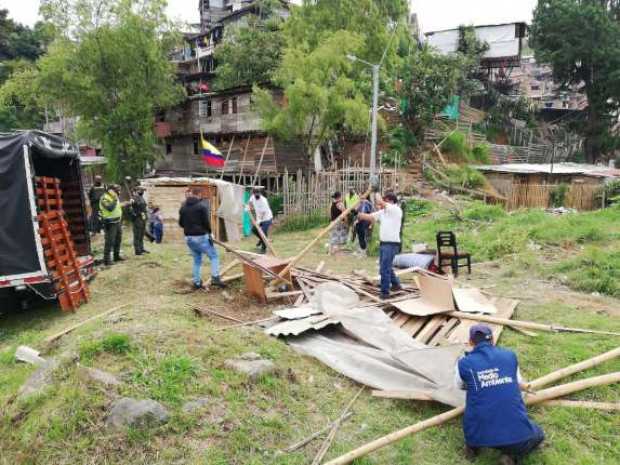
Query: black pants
471,424,545,464
356,222,369,250
133,219,146,254
90,207,102,233
103,221,122,264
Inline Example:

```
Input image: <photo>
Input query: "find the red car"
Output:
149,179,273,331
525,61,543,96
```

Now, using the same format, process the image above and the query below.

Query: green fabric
242,190,252,236
441,95,461,121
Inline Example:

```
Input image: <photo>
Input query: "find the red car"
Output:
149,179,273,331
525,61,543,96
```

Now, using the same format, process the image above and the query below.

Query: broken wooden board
452,288,498,314
393,272,455,316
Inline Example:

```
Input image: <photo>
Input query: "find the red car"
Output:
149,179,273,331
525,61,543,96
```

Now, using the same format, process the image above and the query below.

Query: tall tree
530,0,620,161
213,6,285,90
22,0,185,180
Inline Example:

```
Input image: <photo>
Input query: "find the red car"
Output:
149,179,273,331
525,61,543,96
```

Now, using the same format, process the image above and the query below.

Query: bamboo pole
540,400,620,412
448,311,620,337
282,412,354,453
247,209,278,256
324,372,620,465
45,304,130,344
272,188,371,286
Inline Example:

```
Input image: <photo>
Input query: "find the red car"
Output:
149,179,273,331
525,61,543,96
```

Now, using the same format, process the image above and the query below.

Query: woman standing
328,191,347,255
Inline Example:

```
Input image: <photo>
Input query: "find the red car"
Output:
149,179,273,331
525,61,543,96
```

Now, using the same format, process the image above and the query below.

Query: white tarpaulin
426,23,520,59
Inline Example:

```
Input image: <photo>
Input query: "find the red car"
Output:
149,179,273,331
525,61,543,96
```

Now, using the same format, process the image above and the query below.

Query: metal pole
370,64,380,187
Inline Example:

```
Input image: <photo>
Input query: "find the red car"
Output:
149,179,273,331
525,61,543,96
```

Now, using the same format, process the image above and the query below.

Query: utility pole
369,63,380,187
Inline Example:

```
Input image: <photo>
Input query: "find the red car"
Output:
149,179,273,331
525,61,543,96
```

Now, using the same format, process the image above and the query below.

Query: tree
22,0,184,180
253,30,368,161
213,13,285,90
530,0,620,161
397,45,465,132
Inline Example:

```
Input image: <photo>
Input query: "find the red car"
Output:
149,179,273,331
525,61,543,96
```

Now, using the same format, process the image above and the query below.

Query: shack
141,177,249,243
475,163,620,210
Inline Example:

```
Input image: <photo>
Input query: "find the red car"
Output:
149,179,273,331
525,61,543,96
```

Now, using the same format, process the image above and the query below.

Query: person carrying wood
357,192,403,299
179,187,226,290
455,324,545,465
247,187,273,254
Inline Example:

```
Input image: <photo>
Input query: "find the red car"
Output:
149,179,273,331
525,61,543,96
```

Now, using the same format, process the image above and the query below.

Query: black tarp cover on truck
0,130,80,279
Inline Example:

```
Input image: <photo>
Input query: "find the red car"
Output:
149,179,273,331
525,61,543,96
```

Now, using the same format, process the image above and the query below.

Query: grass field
1,201,619,465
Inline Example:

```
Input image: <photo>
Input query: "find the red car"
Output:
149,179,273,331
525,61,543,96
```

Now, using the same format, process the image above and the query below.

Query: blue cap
469,324,493,341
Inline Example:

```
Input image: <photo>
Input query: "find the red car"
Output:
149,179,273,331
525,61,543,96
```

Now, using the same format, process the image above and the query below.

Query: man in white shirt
357,192,403,299
247,187,274,253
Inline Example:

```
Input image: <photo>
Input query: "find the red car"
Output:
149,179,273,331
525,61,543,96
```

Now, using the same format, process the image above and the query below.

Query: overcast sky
1,0,538,32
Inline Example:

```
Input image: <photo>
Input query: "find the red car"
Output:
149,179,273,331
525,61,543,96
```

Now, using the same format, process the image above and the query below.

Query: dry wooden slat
399,316,428,337
540,400,620,411
415,316,446,344
428,317,461,346
45,304,130,344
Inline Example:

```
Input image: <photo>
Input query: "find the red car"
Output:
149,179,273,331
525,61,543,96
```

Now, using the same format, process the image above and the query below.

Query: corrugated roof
475,163,620,177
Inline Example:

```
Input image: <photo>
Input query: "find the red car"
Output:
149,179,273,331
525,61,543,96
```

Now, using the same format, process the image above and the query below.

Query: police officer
99,184,126,266
88,175,106,234
130,186,149,256
456,324,545,465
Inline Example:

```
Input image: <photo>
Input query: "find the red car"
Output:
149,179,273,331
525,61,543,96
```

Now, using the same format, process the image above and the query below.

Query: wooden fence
282,169,404,216
505,183,601,211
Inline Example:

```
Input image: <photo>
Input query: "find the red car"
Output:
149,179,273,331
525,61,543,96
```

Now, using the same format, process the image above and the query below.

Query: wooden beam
44,304,129,344
540,400,620,412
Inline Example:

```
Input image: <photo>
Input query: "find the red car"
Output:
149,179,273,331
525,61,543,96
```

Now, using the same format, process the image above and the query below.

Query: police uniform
457,340,544,463
99,188,123,265
130,191,148,255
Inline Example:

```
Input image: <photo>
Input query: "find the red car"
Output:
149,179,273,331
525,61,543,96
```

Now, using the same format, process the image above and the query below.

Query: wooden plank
428,317,460,346
399,316,428,337
45,304,129,344
415,315,446,344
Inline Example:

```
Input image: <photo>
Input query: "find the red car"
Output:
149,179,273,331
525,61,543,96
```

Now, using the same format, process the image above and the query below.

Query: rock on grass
106,397,169,429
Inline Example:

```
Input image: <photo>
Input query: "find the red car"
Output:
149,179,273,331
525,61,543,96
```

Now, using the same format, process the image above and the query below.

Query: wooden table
243,256,292,303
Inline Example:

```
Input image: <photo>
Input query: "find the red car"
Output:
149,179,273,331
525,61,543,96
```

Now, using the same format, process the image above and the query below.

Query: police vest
457,342,538,447
99,191,122,222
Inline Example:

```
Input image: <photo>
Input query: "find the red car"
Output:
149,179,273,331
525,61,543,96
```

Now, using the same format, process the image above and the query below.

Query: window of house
166,143,172,155
222,99,229,115
199,99,212,117
232,97,238,114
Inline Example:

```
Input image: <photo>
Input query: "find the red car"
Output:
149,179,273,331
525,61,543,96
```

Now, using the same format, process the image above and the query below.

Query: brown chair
436,231,471,277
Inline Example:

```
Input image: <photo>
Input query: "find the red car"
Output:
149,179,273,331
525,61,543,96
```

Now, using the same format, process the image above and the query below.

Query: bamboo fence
505,183,601,210
282,169,403,216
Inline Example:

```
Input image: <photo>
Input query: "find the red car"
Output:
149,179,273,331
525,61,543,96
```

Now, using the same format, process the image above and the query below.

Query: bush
462,202,506,222
444,165,486,189
555,248,620,297
470,144,491,164
276,211,328,232
267,193,283,215
441,131,469,160
403,199,432,217
549,183,569,207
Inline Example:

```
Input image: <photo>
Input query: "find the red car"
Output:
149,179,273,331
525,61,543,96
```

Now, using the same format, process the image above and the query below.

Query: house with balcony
154,1,309,185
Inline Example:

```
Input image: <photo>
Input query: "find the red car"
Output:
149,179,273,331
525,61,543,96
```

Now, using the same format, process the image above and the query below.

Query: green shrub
462,202,506,222
277,211,328,232
79,333,132,361
403,199,432,217
441,131,469,160
444,165,486,189
549,183,569,207
266,194,283,215
470,144,491,164
555,248,620,297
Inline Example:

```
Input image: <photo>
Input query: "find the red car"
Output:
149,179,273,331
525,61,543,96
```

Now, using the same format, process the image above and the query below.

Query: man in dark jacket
130,186,149,255
88,175,106,234
179,187,225,289
456,324,545,465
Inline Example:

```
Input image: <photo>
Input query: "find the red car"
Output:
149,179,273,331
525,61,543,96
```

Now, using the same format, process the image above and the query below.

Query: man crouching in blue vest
456,324,545,465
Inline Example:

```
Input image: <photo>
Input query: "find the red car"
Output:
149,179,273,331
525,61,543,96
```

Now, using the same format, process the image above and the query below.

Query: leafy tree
253,31,368,161
530,0,620,162
19,0,185,180
397,45,465,132
213,14,285,90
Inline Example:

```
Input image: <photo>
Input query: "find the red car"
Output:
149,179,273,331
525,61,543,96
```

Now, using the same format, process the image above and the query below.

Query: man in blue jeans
178,187,226,290
357,192,403,299
456,324,545,465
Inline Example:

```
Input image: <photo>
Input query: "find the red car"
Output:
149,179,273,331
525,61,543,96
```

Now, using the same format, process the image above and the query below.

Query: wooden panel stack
36,176,89,312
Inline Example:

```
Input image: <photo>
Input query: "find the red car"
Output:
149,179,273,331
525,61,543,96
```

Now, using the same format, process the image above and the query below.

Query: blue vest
458,342,538,447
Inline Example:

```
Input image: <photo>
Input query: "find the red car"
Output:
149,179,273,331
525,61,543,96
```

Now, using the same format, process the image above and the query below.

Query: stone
239,352,261,361
182,397,210,413
106,397,170,429
18,358,60,399
79,366,121,386
224,357,276,381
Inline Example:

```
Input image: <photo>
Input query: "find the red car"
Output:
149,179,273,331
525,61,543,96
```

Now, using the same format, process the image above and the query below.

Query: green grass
0,204,619,464
555,248,620,297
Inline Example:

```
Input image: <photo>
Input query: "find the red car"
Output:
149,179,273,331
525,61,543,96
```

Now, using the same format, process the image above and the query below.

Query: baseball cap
469,324,493,342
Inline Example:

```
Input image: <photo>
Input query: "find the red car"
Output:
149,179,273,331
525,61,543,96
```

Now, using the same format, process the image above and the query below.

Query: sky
1,0,538,32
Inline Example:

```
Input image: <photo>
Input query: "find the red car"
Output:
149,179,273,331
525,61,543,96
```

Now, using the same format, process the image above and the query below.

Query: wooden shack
476,163,619,210
141,177,247,243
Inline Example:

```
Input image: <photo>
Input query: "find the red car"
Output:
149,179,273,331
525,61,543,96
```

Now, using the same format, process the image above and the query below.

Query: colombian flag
200,133,225,168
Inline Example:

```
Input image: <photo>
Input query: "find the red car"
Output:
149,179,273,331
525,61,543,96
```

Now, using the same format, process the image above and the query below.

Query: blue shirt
457,342,539,447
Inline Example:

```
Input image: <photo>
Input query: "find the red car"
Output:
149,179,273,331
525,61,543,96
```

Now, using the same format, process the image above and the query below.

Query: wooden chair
436,231,471,277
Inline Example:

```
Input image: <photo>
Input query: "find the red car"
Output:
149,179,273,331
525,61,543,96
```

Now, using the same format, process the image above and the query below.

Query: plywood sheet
453,288,498,314
393,272,455,316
